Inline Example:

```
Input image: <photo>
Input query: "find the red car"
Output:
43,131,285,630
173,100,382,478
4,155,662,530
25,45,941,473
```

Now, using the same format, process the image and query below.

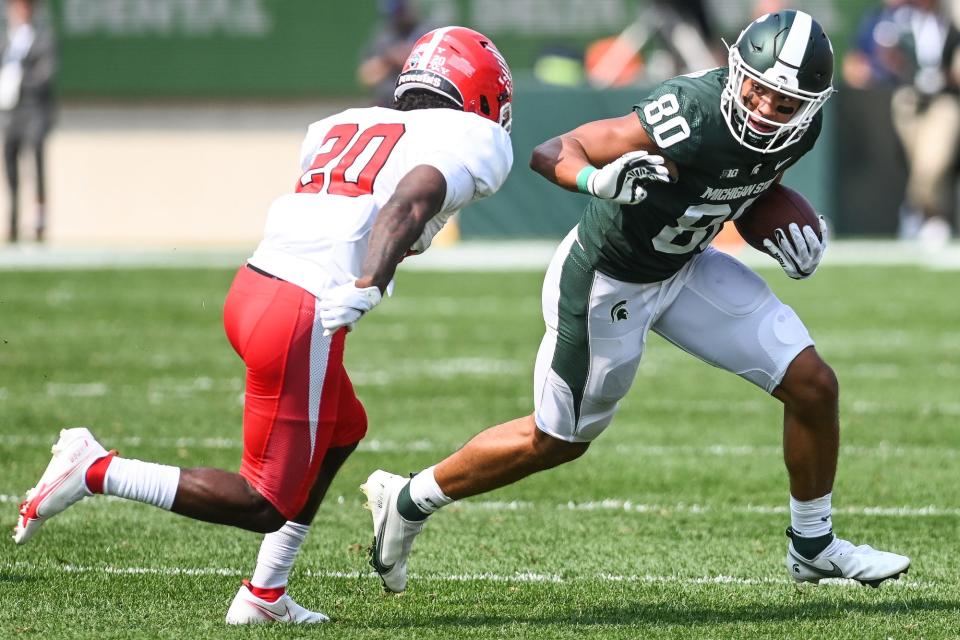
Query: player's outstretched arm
531,114,675,205
530,113,667,191
317,165,447,334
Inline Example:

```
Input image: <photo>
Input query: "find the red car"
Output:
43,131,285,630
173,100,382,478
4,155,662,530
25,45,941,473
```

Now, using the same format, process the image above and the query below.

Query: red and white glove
318,281,382,335
763,216,829,279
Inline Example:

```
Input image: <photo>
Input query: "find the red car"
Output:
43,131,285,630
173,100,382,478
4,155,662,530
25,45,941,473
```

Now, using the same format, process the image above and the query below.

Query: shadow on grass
384,597,959,629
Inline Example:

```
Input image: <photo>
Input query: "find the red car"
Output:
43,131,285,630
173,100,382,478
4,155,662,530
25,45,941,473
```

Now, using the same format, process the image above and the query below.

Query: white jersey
249,106,513,297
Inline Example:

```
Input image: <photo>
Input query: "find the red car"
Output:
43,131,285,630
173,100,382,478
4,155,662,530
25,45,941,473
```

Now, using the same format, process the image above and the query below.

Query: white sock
103,457,180,510
408,465,453,514
250,521,311,589
790,492,833,538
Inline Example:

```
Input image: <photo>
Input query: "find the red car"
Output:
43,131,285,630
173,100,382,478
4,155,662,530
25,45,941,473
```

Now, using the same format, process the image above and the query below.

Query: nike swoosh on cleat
20,464,79,524
790,552,844,578
369,517,395,575
248,600,292,622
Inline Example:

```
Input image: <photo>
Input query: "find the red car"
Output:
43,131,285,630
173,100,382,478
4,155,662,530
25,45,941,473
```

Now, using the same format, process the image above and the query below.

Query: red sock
84,451,117,494
243,579,286,602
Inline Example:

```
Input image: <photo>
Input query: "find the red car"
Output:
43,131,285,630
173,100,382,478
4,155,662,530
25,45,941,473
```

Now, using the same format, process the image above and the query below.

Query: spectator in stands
668,0,717,43
886,0,960,246
844,0,960,246
357,0,431,107
0,0,56,244
842,0,912,89
585,0,719,87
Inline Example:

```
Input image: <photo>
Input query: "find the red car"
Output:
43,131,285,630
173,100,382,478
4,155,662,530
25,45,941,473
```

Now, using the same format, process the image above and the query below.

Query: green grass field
1,262,958,638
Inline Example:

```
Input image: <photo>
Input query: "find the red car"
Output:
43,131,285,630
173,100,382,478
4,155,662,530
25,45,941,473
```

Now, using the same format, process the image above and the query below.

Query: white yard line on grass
1,493,957,517
452,500,960,518
4,561,927,589
554,500,960,518
45,382,109,398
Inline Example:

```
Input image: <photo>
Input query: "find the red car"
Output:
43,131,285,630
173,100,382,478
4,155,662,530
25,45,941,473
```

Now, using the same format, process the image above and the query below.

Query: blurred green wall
50,1,379,97
41,0,877,98
37,0,901,237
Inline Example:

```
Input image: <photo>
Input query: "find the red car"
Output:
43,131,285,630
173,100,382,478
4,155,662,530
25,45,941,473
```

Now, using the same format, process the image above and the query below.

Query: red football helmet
394,26,513,132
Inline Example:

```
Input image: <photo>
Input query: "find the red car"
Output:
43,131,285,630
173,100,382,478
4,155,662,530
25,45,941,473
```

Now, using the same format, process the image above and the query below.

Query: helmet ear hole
479,95,490,116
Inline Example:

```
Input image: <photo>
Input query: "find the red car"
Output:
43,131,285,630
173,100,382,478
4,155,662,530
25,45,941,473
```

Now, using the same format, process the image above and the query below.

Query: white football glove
763,216,829,279
318,281,382,335
582,150,672,205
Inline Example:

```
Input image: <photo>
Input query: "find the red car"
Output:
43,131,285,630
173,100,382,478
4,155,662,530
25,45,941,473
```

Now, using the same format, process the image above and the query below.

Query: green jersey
577,67,821,283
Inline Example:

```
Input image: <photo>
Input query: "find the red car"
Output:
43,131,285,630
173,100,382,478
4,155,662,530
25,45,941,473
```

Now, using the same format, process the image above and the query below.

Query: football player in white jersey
361,11,910,594
13,26,513,624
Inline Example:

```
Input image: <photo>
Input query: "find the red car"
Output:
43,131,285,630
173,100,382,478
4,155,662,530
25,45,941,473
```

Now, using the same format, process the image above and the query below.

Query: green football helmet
721,10,835,153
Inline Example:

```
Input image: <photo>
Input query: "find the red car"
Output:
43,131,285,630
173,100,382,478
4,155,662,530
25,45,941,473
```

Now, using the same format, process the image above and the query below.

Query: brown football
734,184,820,254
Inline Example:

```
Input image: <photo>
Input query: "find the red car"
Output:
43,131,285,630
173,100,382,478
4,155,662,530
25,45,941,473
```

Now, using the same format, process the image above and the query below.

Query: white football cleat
360,469,426,593
13,428,109,545
225,581,329,624
785,528,911,587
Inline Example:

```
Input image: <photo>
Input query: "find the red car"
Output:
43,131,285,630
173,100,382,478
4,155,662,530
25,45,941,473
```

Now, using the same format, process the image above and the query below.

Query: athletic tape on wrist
575,166,597,195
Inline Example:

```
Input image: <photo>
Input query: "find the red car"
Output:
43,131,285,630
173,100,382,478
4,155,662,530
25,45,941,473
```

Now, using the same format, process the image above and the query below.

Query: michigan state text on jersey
361,9,910,595
576,9,834,283
578,66,821,283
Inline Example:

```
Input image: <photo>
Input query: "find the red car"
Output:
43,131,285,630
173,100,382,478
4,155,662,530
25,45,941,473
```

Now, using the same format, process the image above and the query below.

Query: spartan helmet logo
610,300,629,322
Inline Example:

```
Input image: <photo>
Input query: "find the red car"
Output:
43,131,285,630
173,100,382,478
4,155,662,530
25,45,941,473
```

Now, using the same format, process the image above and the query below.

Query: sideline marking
0,241,958,271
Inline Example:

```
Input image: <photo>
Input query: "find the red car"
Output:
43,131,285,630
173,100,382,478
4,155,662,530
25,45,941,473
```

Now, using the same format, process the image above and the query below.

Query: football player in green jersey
362,10,911,591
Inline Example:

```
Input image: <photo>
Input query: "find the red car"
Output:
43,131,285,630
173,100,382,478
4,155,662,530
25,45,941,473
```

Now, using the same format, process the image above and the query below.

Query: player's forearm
357,204,429,292
529,136,591,192
357,165,447,292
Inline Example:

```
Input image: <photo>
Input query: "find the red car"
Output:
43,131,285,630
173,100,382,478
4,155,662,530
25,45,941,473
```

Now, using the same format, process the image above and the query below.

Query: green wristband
575,166,597,194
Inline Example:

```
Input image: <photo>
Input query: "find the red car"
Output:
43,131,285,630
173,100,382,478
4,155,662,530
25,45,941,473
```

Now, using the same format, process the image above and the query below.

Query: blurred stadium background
4,2,960,637
4,0,933,248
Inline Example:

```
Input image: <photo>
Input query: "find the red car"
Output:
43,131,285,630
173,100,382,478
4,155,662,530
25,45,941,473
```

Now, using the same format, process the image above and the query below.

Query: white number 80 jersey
249,106,513,297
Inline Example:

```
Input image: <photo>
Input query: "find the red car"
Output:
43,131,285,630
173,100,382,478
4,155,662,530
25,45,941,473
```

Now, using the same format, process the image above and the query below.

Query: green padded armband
575,166,597,194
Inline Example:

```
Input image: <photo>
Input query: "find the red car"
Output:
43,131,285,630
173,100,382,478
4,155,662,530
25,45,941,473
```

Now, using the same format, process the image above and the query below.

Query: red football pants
223,265,367,519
